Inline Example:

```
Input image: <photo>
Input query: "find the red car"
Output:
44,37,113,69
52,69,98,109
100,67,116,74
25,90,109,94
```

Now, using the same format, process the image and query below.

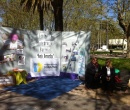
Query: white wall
109,39,127,50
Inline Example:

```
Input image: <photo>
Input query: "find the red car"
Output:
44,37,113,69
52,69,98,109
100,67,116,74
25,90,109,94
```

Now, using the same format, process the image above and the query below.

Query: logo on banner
33,62,43,72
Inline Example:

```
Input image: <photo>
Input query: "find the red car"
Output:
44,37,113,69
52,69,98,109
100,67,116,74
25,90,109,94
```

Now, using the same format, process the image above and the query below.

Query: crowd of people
85,57,128,96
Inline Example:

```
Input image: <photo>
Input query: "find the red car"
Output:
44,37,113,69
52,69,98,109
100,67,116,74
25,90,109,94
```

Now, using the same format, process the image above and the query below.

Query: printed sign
0,27,90,75
77,48,85,76
30,58,60,77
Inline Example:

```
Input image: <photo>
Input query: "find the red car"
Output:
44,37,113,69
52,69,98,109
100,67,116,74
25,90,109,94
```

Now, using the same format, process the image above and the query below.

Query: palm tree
51,0,63,31
20,0,63,31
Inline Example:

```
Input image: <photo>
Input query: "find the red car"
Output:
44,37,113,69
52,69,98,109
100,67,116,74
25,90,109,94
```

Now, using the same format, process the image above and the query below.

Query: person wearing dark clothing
101,59,115,95
85,57,101,89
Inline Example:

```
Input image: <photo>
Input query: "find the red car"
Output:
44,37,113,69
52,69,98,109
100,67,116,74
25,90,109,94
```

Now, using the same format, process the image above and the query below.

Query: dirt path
68,84,130,105
1,79,130,110
0,82,130,110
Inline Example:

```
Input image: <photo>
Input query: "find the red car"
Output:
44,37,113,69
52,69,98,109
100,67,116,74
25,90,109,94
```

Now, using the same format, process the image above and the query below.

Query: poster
61,31,91,75
77,48,86,76
30,58,60,77
0,27,90,75
18,55,25,65
2,33,24,50
0,32,24,64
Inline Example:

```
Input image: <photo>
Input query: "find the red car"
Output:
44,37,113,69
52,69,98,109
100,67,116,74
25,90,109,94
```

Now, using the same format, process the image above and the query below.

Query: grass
90,51,122,55
98,58,130,71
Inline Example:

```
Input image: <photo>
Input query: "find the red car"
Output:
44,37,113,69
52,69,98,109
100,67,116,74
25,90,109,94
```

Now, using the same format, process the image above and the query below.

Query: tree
63,0,104,31
20,0,63,31
103,0,130,57
98,0,130,57
51,0,63,31
0,0,39,30
117,0,130,57
63,0,107,50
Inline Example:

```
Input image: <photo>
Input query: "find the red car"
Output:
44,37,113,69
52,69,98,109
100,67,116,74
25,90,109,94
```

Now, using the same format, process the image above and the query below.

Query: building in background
109,39,127,50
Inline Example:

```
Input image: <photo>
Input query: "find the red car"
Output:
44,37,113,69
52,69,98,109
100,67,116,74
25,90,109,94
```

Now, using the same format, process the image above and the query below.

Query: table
7,69,27,85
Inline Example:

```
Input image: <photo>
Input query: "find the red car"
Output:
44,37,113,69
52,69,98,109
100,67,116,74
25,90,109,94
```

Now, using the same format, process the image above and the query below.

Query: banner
30,58,60,77
61,31,91,76
0,27,90,77
77,48,85,76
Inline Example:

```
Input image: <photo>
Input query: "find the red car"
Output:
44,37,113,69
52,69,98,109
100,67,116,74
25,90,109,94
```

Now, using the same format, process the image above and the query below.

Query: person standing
85,57,101,89
101,59,115,95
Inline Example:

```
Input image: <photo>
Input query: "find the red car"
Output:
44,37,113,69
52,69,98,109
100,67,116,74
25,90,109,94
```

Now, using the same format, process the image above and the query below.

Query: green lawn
98,58,130,71
90,51,123,55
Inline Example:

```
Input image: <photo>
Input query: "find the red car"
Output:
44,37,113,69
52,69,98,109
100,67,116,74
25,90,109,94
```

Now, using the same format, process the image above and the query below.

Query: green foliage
98,58,130,71
0,0,40,30
90,51,121,54
0,0,128,42
63,0,104,31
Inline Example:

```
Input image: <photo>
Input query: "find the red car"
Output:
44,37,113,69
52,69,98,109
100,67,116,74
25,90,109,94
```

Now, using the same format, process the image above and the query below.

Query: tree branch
118,12,127,33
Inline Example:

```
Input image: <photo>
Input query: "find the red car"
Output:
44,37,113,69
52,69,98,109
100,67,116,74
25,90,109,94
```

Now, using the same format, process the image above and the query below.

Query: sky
0,18,2,22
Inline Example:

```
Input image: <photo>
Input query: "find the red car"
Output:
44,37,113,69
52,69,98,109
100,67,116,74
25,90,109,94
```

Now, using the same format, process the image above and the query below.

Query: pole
106,20,108,48
106,0,109,49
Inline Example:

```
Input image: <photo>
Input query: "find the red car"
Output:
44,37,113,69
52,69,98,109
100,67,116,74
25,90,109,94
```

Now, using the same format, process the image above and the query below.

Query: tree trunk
52,0,63,31
117,0,130,57
118,12,130,58
127,37,130,58
126,23,130,58
39,9,44,30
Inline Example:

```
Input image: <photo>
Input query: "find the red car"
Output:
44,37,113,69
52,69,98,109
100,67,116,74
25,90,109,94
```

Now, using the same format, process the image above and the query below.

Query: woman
85,57,101,89
3,34,23,50
101,59,115,95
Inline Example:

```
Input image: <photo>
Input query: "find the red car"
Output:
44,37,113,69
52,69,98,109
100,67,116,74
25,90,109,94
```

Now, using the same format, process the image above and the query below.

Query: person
18,55,25,65
85,57,101,89
3,34,23,50
101,59,115,95
110,49,113,55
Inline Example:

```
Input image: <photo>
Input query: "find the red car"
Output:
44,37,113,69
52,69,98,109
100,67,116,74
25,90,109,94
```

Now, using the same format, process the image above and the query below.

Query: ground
0,54,129,110
0,81,130,110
